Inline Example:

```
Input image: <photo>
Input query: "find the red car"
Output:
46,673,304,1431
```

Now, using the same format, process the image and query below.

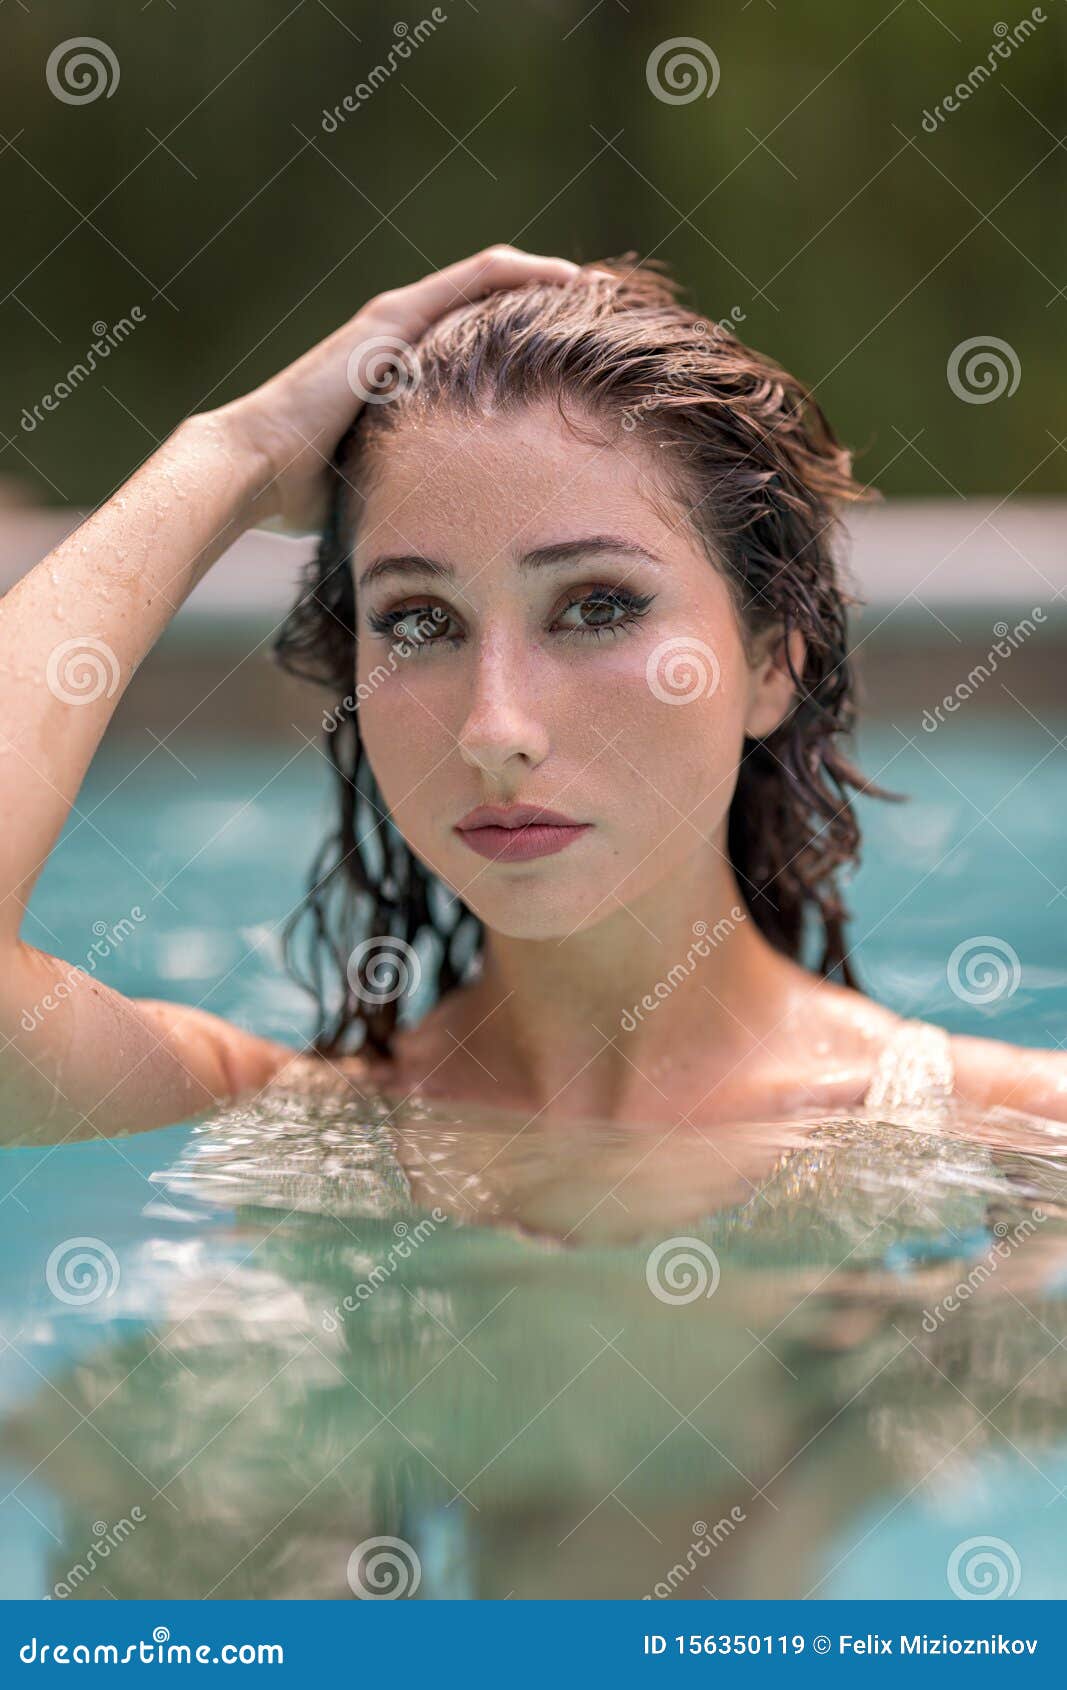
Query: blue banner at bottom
0,1600,1061,1682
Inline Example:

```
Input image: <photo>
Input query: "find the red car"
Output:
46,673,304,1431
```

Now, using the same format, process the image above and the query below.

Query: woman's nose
456,641,550,777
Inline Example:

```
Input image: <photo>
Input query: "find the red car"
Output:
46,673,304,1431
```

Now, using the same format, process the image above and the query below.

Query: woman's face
353,399,789,939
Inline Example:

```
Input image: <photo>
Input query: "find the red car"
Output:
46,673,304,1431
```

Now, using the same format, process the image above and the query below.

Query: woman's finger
363,246,604,341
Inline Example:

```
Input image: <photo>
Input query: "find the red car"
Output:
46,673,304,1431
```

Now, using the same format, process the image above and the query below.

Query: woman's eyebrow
519,536,664,572
358,535,662,588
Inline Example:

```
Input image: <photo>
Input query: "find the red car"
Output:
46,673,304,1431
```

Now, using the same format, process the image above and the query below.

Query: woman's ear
743,625,807,740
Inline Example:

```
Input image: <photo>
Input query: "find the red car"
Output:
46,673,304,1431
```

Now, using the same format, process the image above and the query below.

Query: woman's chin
457,889,623,942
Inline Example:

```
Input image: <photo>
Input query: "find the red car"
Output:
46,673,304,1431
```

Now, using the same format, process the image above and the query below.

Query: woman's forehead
354,402,693,565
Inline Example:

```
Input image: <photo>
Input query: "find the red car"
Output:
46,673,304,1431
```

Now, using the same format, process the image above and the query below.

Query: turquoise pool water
2,721,1067,1599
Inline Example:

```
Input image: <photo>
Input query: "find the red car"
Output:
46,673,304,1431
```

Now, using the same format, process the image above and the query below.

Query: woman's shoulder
776,981,1066,1127
819,987,1067,1133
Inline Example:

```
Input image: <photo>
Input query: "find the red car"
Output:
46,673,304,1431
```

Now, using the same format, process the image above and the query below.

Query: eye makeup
365,584,656,653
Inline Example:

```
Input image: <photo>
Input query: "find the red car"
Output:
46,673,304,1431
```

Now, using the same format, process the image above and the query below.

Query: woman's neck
426,849,807,1124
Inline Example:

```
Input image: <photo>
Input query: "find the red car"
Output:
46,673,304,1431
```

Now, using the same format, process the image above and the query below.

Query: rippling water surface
2,727,1067,1599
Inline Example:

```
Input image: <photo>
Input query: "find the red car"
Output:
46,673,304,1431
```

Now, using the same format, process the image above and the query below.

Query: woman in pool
2,243,1065,1150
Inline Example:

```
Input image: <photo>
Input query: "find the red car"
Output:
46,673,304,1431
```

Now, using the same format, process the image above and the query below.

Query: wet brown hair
275,255,886,1058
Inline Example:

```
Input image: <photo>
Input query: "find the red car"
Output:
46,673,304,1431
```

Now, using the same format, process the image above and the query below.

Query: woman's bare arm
0,245,591,1145
951,1034,1067,1131
0,410,287,1145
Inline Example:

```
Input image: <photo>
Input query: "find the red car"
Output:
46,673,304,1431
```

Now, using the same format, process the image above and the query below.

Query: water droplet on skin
49,567,60,585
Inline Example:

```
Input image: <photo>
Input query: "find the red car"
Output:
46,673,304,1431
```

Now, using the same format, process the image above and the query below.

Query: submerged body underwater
2,725,1066,1601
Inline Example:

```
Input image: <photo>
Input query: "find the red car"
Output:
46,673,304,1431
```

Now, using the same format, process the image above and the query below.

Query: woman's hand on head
205,246,599,532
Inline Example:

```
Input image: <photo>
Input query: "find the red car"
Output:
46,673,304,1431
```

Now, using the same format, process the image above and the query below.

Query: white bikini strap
863,1018,956,1115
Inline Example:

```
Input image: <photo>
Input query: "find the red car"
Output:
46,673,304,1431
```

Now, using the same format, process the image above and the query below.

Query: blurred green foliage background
2,0,1064,507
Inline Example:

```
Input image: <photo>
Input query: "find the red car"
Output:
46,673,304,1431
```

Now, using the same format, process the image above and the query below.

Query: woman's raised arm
0,246,590,1145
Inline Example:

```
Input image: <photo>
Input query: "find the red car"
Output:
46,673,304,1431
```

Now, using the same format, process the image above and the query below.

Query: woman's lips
453,805,592,863
455,821,592,862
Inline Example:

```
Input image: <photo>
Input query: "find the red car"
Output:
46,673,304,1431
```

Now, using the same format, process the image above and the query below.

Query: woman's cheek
358,685,434,809
611,646,747,824
362,693,471,885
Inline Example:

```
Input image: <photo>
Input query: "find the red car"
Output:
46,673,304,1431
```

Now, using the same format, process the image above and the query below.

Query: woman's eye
369,605,458,650
554,590,653,637
367,589,653,650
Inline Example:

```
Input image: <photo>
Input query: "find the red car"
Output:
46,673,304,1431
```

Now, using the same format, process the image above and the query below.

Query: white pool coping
1,499,1064,628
